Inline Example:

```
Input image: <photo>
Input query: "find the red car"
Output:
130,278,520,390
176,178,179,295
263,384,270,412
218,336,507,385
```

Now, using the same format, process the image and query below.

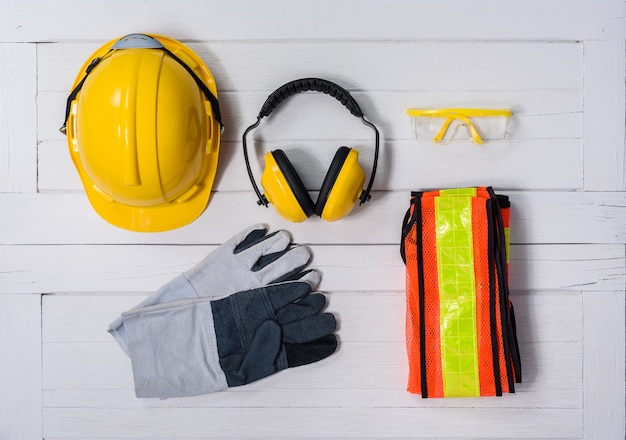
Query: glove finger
285,334,338,368
266,281,312,311
284,269,322,289
252,248,290,271
256,245,313,284
225,320,282,387
232,224,269,252
276,293,327,324
282,312,336,344
226,224,268,252
185,224,269,279
271,268,321,289
238,230,292,266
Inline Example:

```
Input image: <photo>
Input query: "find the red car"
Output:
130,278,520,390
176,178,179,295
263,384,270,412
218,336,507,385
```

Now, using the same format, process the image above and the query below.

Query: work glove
109,224,320,354
120,281,337,398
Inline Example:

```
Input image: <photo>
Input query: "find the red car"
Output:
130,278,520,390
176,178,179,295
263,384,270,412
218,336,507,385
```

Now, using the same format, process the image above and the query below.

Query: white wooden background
1,1,626,439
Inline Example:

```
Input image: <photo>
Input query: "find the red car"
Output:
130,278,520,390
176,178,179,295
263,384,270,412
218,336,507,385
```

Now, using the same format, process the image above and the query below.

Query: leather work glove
120,281,337,398
109,224,320,354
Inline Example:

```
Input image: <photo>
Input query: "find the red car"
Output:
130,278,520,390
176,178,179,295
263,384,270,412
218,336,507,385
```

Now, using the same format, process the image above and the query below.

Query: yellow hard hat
61,33,223,232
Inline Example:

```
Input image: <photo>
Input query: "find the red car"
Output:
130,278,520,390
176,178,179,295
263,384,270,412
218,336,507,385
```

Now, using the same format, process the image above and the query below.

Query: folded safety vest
400,187,521,398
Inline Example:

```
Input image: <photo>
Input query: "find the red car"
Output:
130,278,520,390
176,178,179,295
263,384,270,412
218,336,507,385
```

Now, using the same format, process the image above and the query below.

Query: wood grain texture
2,191,626,246
0,244,623,294
583,40,626,191
0,295,42,439
2,0,625,42
1,1,625,439
42,407,583,438
0,43,37,192
583,290,626,438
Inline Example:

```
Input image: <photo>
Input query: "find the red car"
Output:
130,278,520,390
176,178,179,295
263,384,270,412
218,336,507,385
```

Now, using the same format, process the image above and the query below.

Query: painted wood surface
0,295,42,439
2,0,625,41
1,1,625,439
0,43,37,192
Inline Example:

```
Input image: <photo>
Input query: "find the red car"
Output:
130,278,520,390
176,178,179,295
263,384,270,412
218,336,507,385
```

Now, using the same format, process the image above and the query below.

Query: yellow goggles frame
406,108,511,144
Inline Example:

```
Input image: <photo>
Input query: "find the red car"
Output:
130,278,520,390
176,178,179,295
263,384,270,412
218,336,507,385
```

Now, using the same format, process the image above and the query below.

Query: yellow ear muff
260,151,312,222
242,79,380,222
317,148,365,221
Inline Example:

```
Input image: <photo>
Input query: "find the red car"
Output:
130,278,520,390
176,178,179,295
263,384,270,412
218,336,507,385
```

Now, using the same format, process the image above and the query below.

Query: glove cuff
121,295,228,398
108,274,199,355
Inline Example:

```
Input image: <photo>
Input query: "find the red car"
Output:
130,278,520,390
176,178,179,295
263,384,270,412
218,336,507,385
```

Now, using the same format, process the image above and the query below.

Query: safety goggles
406,108,511,144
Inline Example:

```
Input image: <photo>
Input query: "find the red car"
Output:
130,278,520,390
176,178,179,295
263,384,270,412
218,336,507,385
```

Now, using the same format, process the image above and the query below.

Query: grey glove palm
212,281,337,388
109,224,320,354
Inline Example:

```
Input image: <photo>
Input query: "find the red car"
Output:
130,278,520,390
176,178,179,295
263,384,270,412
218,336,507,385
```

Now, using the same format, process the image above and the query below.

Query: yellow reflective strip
440,188,477,197
435,194,480,397
407,108,511,118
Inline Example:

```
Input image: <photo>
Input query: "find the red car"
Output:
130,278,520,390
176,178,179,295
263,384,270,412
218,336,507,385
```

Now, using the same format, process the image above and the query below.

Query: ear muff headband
259,77,364,119
242,77,380,208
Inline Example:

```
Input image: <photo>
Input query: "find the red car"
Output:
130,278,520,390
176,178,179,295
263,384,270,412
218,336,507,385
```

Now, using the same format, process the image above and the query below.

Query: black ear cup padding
314,147,351,217
271,149,316,218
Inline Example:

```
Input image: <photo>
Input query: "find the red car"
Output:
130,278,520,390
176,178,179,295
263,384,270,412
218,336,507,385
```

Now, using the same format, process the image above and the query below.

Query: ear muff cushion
314,146,352,217
270,149,316,218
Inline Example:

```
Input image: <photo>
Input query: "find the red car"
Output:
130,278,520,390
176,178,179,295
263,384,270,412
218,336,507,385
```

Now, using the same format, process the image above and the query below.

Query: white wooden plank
506,244,625,292
1,244,623,294
583,40,626,190
42,340,579,393
41,290,584,435
1,191,625,245
1,2,623,439
39,89,584,193
40,437,581,440
36,40,585,198
3,0,624,42
39,41,583,94
0,295,42,440
41,292,582,344
39,93,584,193
0,43,37,192
37,139,583,194
39,88,584,144
38,40,583,117
583,290,626,439
40,291,582,409
42,407,582,438
43,388,582,412
34,434,580,440
39,282,583,435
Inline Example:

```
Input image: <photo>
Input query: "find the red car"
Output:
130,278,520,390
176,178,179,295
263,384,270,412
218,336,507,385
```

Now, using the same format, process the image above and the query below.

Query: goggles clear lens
407,108,511,144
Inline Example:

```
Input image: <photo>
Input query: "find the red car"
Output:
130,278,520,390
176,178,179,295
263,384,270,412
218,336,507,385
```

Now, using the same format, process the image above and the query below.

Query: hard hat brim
80,150,219,232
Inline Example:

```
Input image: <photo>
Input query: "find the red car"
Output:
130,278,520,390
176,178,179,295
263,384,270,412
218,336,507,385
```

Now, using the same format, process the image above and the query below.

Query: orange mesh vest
400,187,521,398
